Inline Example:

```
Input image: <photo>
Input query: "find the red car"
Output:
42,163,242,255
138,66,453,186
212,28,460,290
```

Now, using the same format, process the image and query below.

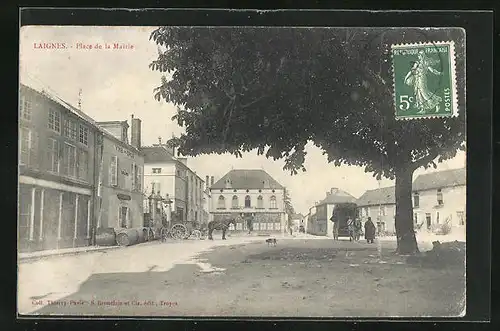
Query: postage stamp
391,41,458,120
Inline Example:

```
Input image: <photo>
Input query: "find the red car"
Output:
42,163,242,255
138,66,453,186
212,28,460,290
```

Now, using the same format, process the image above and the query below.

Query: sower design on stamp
391,41,458,120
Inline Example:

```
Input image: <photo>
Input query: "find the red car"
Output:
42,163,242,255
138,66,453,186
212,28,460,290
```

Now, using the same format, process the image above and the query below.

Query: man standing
246,213,254,235
347,217,354,242
364,217,376,244
330,212,339,240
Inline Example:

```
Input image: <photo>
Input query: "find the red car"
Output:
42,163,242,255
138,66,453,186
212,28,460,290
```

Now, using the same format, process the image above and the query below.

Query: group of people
330,214,376,244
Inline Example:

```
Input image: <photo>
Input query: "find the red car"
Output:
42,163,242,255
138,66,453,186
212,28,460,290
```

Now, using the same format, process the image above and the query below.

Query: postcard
18,23,467,318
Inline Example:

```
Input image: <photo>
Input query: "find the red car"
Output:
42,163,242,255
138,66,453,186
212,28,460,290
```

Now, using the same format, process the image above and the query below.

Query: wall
413,185,466,229
357,204,396,234
210,188,285,213
18,85,98,252
98,135,144,230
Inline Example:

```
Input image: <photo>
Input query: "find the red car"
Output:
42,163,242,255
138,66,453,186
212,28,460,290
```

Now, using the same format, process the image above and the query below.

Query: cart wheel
171,224,187,240
191,230,201,240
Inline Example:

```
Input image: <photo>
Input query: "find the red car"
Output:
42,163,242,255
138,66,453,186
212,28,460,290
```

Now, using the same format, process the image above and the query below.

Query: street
19,234,465,318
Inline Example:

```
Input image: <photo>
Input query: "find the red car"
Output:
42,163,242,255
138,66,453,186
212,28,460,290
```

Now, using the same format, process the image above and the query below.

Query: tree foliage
149,27,465,253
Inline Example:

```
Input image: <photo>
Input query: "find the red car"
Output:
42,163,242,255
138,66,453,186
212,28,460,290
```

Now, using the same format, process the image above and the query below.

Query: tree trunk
394,165,419,255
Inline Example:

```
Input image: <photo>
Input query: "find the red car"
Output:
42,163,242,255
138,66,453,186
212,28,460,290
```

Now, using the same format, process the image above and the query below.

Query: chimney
206,175,210,190
122,121,129,144
130,114,142,149
210,176,214,186
331,187,337,194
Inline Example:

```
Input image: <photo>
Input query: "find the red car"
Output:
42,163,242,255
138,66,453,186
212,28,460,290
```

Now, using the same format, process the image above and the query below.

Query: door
120,206,128,228
425,213,432,229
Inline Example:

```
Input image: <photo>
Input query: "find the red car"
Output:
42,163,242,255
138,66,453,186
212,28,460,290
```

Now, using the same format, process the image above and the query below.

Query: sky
19,26,466,215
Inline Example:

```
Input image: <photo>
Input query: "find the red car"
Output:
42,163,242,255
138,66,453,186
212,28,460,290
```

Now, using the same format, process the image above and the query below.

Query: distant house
142,144,206,225
412,168,466,230
310,188,357,237
209,169,286,233
356,186,396,235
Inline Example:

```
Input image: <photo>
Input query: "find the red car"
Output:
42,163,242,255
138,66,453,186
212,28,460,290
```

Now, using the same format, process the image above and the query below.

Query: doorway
120,206,128,228
425,213,432,229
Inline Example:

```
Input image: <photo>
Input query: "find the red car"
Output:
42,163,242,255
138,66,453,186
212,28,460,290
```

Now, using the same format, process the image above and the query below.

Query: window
413,192,420,208
110,155,118,186
270,195,277,209
78,149,89,181
364,207,369,217
64,119,78,140
413,212,418,224
457,211,465,226
376,222,386,233
63,143,77,177
79,125,89,145
152,168,162,174
245,195,251,208
19,127,30,165
20,96,32,121
46,138,60,172
48,109,61,133
151,181,161,194
217,195,225,209
231,195,239,209
437,189,444,205
436,212,440,224
380,205,386,216
257,195,264,209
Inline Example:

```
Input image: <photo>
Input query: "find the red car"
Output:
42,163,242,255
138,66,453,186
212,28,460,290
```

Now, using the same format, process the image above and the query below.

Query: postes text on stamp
391,41,458,120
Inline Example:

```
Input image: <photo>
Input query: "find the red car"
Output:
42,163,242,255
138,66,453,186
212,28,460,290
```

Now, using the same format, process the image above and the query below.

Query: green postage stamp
391,41,458,120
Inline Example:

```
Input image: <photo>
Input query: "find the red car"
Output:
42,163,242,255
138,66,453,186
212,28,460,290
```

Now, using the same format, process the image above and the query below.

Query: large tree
149,27,465,254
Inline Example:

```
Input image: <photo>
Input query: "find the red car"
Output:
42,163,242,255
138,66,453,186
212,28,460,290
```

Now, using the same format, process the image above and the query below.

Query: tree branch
411,149,439,170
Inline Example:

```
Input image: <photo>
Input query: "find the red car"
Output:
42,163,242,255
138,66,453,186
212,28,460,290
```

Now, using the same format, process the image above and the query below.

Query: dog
266,238,277,247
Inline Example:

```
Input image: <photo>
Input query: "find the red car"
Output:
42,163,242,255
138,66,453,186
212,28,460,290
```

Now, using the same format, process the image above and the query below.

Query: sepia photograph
18,24,467,318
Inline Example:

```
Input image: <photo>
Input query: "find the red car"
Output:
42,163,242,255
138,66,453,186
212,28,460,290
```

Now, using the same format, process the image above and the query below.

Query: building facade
142,145,206,224
412,168,466,231
95,118,144,231
356,186,396,235
18,84,99,252
209,169,286,233
310,188,357,237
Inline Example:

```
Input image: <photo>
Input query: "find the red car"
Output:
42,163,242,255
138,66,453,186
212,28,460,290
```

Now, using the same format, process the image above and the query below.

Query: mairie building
209,169,286,233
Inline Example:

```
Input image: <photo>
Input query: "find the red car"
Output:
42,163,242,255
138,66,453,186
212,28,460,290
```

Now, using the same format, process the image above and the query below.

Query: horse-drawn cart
160,217,207,241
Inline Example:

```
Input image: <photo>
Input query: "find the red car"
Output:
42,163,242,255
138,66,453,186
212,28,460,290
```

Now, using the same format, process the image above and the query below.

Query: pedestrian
347,217,354,242
246,213,254,234
354,217,362,241
330,213,339,240
364,217,376,244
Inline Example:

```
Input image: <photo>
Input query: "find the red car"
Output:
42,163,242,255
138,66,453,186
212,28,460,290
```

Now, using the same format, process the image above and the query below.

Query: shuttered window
110,155,118,186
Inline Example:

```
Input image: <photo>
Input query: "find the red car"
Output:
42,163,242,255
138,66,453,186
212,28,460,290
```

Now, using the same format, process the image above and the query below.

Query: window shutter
137,166,143,192
131,163,136,191
110,156,118,186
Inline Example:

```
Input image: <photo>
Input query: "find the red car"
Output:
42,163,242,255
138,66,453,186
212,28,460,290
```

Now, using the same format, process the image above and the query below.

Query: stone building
142,144,205,224
18,84,99,252
95,116,144,231
209,169,286,233
356,186,396,235
412,168,466,230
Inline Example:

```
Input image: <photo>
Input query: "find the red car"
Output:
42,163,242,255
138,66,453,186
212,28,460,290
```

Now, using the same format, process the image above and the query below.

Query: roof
317,188,357,206
142,146,176,163
356,186,395,207
413,168,466,192
211,169,284,189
